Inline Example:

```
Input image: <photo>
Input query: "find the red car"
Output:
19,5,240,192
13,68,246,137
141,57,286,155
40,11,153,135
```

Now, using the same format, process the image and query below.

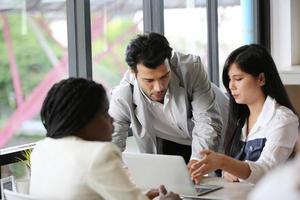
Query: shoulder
110,83,132,99
272,103,298,125
31,138,119,164
110,70,135,102
109,83,134,119
170,51,202,66
110,82,134,109
263,100,299,142
170,51,203,72
170,51,207,83
40,137,118,154
31,139,47,158
88,142,122,168
92,142,121,159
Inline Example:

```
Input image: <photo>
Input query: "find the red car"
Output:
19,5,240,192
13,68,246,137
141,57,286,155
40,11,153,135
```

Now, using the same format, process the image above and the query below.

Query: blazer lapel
132,80,154,137
169,71,189,133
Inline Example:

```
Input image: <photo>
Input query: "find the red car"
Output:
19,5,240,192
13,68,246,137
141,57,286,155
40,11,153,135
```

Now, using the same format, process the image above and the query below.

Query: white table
196,177,254,200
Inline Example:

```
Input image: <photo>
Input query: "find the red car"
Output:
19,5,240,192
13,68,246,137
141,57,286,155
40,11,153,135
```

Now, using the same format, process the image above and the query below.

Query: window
90,1,143,89
0,1,68,192
0,0,68,148
218,0,246,87
164,0,208,68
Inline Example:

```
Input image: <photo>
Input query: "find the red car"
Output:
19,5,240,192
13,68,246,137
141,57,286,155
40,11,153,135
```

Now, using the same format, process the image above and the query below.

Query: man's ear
130,69,135,74
258,73,266,86
130,68,138,78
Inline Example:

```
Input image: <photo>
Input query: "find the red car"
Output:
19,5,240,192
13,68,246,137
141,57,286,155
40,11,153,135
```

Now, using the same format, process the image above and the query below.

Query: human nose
153,80,163,92
108,114,114,124
229,80,235,91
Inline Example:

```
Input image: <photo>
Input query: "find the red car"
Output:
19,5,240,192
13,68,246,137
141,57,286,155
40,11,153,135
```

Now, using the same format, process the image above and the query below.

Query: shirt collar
255,96,276,127
139,87,151,103
241,96,276,139
139,86,170,105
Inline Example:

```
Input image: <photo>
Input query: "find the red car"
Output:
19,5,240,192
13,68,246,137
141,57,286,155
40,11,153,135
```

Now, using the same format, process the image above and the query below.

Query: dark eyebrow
142,78,154,81
141,71,170,81
231,74,244,77
161,71,170,79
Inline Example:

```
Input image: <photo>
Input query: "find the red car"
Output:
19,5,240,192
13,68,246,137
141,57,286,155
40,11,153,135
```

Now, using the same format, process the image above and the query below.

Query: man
109,32,228,166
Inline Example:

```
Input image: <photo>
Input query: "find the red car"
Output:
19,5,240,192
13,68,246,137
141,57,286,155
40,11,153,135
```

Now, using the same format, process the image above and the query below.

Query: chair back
4,190,41,200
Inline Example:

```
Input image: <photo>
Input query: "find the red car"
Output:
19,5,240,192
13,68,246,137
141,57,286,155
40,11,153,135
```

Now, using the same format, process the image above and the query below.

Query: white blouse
240,96,299,183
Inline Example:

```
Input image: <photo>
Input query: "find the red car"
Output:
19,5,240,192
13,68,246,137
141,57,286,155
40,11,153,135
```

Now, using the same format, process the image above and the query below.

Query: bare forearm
220,155,251,180
190,150,251,183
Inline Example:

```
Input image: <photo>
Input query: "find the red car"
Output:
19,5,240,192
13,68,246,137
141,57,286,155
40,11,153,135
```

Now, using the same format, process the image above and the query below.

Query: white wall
271,0,300,84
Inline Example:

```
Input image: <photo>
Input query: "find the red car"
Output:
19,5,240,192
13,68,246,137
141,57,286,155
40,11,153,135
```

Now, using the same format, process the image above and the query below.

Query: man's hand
187,159,198,171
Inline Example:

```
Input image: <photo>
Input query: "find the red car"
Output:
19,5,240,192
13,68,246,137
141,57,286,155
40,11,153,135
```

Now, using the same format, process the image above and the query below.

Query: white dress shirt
239,96,299,183
141,88,191,145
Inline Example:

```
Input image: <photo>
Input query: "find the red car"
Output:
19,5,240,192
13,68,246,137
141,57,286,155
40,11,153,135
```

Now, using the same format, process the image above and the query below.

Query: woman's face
89,111,114,141
228,63,266,105
77,106,114,142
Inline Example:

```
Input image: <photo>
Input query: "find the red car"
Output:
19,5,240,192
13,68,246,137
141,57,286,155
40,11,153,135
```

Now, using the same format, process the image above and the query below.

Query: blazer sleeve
189,56,223,159
109,87,131,152
87,143,149,200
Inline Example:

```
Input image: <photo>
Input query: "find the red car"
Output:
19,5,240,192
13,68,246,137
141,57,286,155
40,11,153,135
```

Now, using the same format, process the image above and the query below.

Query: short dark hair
125,32,173,72
41,78,108,139
222,44,298,157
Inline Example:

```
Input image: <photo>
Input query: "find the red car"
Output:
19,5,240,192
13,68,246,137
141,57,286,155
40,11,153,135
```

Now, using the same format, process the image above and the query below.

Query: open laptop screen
122,152,222,197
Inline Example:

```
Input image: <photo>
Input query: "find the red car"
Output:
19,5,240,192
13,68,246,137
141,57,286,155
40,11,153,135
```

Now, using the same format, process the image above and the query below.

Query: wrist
218,154,227,169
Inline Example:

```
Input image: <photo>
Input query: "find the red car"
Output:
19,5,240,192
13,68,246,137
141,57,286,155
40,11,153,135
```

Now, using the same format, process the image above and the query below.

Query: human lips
231,94,239,99
153,91,165,99
154,93,164,99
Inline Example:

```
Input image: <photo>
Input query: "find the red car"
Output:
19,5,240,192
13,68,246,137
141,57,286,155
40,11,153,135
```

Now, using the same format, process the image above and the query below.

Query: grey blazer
109,51,228,159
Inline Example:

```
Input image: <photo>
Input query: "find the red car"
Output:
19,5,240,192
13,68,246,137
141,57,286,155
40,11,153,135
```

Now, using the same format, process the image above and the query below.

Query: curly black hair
40,78,108,138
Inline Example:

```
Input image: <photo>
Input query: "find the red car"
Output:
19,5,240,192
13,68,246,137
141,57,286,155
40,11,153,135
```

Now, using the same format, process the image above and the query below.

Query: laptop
122,152,222,198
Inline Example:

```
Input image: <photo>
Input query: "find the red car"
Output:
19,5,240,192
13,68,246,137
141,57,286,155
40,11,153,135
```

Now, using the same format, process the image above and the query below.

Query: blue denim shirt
235,138,267,161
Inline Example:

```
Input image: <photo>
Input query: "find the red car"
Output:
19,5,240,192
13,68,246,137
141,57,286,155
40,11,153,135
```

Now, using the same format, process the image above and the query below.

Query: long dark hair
41,78,108,138
222,44,297,157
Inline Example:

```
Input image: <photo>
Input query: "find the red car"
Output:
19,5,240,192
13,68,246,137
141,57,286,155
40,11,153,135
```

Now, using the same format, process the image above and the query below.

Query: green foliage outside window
0,14,63,121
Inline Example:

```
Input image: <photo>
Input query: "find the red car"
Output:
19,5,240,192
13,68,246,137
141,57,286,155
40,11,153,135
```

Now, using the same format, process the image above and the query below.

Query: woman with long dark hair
189,44,299,184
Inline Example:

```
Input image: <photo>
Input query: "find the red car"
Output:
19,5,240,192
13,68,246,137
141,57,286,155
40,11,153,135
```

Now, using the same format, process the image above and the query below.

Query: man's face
135,60,171,103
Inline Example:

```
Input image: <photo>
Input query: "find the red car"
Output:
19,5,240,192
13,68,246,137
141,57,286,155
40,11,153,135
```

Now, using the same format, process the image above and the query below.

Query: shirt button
249,146,253,151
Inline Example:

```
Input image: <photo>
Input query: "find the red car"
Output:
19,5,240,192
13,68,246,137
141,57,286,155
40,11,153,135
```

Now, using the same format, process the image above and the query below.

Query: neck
247,95,267,119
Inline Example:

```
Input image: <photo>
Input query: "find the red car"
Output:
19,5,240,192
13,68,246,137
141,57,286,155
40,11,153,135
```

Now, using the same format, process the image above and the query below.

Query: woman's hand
189,150,224,184
187,159,198,171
